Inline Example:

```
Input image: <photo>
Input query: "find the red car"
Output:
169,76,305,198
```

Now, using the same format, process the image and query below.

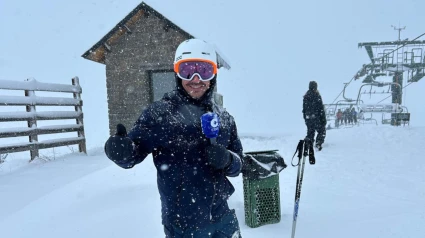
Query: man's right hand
104,124,134,161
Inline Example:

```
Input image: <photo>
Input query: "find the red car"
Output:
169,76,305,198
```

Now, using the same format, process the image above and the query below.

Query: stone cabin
82,1,230,136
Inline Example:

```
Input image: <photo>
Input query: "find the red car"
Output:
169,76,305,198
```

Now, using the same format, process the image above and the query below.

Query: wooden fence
0,77,86,161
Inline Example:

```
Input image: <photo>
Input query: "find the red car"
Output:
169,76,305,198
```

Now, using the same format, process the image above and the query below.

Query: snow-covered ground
1,124,424,238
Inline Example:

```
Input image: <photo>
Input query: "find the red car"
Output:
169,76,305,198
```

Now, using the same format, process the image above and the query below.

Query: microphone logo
210,117,219,128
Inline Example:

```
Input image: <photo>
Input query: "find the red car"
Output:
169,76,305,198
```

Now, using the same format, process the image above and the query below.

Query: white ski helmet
173,39,218,73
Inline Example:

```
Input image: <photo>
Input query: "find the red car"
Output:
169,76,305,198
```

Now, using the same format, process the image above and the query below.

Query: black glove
105,124,133,161
205,144,232,170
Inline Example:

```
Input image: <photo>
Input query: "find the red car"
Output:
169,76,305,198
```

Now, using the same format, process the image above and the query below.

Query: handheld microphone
201,112,220,144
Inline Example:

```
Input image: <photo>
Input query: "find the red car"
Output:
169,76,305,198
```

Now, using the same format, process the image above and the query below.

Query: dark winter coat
302,89,326,126
110,89,243,231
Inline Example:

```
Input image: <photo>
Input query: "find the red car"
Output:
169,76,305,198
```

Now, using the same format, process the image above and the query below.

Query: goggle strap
177,73,215,81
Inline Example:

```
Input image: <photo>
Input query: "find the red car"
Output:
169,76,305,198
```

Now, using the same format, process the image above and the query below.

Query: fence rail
0,77,86,161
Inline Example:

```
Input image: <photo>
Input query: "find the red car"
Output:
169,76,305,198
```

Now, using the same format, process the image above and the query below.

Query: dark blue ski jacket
303,89,326,126
110,89,243,231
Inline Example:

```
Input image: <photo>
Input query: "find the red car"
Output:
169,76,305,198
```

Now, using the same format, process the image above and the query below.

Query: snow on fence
0,77,86,161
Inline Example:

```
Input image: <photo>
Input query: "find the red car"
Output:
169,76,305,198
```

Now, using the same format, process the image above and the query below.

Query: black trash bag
242,150,287,180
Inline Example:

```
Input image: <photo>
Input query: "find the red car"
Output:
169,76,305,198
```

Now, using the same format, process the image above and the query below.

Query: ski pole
290,139,314,238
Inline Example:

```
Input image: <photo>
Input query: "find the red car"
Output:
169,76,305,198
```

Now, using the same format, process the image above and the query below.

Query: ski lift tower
357,27,425,125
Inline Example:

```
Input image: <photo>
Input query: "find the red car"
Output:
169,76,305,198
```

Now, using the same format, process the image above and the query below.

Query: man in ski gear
104,39,243,238
351,107,358,124
336,109,343,128
302,81,326,151
343,108,350,125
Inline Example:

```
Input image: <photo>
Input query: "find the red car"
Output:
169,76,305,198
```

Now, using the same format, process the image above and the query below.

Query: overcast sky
1,0,424,148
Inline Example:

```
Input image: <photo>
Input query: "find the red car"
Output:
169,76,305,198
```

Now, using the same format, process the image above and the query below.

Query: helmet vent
202,52,210,55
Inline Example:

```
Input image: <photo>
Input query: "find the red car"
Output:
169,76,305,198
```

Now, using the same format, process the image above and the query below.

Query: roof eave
81,1,194,64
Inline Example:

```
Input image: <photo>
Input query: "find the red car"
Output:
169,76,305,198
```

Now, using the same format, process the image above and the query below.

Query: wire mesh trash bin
242,150,287,228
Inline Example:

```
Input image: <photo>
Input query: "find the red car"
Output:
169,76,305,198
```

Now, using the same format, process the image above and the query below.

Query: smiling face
181,74,211,99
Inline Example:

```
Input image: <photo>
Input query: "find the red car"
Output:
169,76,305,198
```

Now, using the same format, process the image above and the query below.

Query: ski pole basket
242,150,287,228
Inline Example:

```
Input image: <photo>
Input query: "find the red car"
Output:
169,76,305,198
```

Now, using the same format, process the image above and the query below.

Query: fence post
25,84,39,161
72,77,87,154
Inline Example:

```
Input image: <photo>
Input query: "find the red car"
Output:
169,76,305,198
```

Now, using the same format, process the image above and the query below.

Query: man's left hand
206,144,231,170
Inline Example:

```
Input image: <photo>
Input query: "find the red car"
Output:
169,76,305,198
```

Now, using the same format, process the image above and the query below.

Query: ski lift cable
331,75,357,104
332,32,425,105
331,88,346,104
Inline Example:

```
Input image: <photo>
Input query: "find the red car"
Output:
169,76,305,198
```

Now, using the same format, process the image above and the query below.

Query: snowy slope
0,125,424,238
